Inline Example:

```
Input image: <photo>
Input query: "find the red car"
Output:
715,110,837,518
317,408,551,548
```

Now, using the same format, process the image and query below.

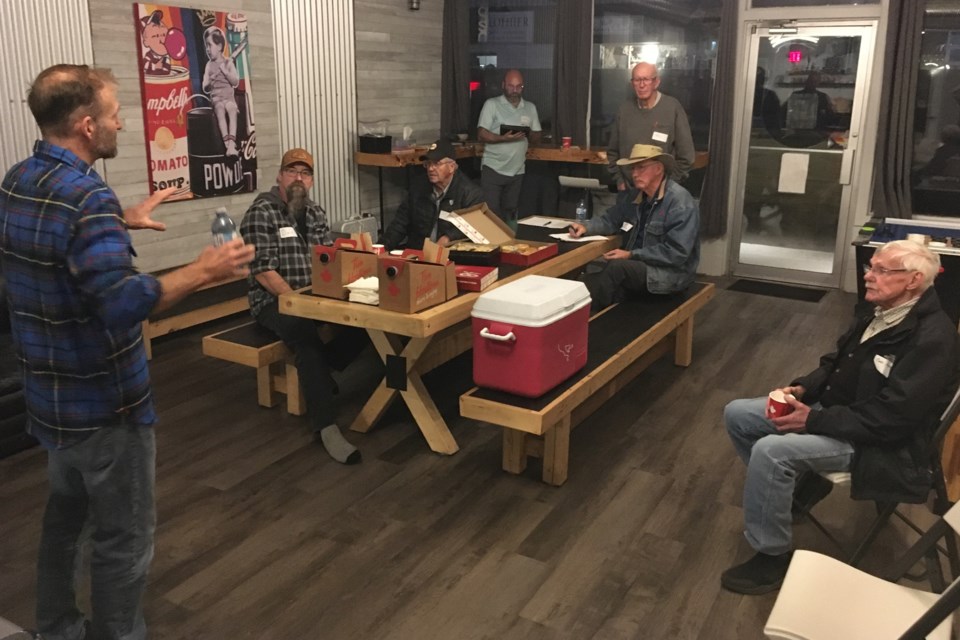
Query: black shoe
721,551,793,595
791,474,834,523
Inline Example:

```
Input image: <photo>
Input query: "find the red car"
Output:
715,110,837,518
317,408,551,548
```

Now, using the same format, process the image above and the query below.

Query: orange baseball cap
281,148,314,171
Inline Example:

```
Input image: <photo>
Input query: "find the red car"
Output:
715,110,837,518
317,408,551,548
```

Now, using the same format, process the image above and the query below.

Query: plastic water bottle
211,207,238,247
575,196,588,225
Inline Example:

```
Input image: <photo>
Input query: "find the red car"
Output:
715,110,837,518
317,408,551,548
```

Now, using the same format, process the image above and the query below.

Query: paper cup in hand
766,389,795,419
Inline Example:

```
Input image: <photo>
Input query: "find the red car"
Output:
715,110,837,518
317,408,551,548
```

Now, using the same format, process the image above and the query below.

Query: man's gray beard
287,183,309,224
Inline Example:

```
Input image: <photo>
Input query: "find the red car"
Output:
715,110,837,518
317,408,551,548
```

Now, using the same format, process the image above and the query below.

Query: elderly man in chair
721,240,960,595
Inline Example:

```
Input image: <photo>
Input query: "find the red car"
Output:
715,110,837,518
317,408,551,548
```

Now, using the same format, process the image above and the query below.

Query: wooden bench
143,274,249,359
459,282,715,486
201,322,305,415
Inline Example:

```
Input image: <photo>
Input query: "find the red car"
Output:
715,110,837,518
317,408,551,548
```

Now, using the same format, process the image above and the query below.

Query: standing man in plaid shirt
0,64,253,640
239,149,364,465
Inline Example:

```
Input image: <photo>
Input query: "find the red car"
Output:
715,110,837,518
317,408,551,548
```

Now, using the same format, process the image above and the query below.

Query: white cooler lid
471,275,591,327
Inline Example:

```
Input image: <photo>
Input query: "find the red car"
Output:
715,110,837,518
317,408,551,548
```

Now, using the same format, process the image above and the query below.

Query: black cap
420,139,456,163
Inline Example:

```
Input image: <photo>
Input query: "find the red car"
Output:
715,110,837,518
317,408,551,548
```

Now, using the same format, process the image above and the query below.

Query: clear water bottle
211,207,238,247
575,196,588,225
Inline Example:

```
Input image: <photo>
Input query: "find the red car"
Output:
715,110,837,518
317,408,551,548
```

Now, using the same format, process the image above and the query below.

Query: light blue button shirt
478,95,542,177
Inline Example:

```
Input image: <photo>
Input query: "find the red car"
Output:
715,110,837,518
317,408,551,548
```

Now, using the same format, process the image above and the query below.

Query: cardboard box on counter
311,233,378,299
442,204,558,266
455,265,498,292
378,240,457,313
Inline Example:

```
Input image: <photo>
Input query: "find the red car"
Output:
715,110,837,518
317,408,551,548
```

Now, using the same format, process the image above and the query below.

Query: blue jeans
37,424,156,640
724,397,854,555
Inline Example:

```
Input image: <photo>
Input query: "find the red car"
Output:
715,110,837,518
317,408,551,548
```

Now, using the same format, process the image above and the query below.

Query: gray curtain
698,0,738,238
871,0,924,219
552,0,592,145
440,0,471,137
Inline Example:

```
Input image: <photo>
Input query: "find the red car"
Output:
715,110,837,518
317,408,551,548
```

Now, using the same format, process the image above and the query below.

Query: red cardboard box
442,204,558,266
378,240,458,313
498,241,559,266
311,233,378,299
455,265,498,292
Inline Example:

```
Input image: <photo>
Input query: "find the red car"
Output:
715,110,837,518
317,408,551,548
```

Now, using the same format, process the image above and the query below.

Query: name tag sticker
652,131,669,143
279,226,298,239
621,222,634,232
873,355,893,378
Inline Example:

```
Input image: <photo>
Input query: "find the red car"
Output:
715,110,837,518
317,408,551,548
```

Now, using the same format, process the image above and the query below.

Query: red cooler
471,275,591,397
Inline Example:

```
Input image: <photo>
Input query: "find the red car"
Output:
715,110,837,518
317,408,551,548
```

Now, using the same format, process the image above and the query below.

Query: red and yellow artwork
133,3,257,200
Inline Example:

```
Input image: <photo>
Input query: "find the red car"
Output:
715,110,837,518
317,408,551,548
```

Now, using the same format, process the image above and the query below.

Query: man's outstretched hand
124,186,177,231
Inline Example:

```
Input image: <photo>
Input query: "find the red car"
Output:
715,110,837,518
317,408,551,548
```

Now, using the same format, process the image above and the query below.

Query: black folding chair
798,385,960,587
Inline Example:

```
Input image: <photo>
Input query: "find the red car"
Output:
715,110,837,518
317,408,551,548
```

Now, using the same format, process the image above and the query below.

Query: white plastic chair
0,616,33,640
764,500,960,640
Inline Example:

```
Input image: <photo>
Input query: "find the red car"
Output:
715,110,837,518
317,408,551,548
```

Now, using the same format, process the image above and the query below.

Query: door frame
725,18,883,289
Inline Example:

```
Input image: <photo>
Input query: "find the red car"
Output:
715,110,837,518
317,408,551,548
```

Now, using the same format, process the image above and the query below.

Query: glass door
731,24,875,287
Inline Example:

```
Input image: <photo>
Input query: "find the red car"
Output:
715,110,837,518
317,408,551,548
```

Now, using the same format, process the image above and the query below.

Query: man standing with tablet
477,69,541,228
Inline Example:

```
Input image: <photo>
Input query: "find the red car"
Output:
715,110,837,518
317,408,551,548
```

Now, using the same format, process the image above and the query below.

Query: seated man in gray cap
381,139,484,250
569,143,700,310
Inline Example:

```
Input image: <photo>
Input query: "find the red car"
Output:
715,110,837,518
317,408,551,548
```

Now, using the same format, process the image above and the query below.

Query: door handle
839,146,855,185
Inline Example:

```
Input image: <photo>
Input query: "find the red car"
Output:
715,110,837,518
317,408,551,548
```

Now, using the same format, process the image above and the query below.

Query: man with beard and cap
240,148,365,465
477,69,541,227
380,139,484,250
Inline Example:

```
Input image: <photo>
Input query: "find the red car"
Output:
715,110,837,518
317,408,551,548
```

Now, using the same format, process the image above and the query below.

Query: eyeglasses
425,159,454,169
862,264,910,276
505,84,524,90
631,76,658,85
283,167,313,178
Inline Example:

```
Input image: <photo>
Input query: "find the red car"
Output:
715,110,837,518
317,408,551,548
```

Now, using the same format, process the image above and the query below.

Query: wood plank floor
0,278,944,639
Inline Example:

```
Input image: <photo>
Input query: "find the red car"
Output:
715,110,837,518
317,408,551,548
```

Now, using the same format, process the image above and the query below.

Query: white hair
875,240,940,290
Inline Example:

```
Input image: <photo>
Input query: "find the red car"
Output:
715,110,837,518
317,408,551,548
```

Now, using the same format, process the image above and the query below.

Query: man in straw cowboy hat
569,143,699,311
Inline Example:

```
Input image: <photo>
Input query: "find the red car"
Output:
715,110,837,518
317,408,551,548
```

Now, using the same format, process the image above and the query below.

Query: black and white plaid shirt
239,187,331,317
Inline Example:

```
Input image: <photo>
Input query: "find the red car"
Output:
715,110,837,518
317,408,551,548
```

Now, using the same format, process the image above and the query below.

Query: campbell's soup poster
133,4,257,200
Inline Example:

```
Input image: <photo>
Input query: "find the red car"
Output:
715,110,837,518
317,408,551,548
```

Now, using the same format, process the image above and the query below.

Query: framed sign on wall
133,3,257,200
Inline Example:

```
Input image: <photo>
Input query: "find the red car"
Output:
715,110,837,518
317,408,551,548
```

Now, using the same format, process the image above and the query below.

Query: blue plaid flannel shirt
0,141,161,449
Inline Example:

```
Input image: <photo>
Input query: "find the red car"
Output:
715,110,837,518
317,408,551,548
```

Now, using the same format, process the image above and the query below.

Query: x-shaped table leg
349,329,459,455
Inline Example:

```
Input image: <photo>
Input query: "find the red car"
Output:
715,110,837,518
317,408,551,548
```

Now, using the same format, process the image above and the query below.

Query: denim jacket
584,180,700,294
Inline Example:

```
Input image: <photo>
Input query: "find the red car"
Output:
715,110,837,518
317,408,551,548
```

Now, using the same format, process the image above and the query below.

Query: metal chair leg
849,502,898,566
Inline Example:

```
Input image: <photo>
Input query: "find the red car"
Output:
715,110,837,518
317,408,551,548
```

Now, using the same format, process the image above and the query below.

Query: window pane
912,7,960,217
468,1,556,136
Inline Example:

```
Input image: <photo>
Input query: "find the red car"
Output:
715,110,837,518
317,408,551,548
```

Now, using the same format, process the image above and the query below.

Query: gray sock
319,424,361,465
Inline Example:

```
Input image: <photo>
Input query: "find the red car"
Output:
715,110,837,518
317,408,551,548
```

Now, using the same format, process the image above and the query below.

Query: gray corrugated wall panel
272,0,359,226
1,0,94,172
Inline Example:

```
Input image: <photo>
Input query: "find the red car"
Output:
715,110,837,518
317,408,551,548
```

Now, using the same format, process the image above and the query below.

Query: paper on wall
778,153,809,194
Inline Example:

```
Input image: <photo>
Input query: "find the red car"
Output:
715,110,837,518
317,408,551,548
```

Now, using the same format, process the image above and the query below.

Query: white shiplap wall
272,0,360,225
0,0,94,172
